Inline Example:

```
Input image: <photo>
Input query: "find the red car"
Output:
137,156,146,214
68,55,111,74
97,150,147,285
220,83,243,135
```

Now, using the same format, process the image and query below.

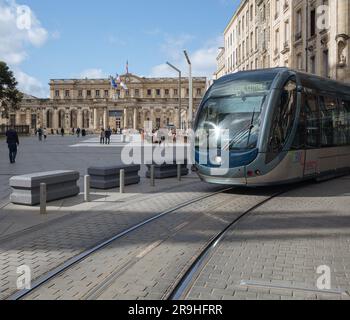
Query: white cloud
149,35,223,80
14,69,48,98
0,0,48,65
0,0,49,97
78,68,107,79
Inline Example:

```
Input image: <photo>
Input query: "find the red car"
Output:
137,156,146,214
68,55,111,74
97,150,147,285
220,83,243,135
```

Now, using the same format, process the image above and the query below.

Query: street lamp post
184,50,193,129
166,62,181,129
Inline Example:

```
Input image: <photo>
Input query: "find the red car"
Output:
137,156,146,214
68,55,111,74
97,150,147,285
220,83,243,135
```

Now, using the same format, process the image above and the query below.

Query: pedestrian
61,128,65,137
100,128,105,144
43,128,47,140
5,127,19,164
82,129,86,137
77,128,81,138
38,127,43,141
105,127,112,145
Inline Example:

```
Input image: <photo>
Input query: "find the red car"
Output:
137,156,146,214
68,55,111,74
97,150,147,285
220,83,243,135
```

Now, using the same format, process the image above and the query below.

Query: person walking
76,128,81,138
38,127,43,141
100,128,105,144
5,127,19,164
61,128,65,137
43,128,47,141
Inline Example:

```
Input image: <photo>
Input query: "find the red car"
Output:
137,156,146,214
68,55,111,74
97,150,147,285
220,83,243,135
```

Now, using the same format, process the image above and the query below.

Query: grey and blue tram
194,67,350,186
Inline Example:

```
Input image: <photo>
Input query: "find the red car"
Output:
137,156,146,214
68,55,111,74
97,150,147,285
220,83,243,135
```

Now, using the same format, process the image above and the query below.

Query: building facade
2,74,207,132
218,0,350,83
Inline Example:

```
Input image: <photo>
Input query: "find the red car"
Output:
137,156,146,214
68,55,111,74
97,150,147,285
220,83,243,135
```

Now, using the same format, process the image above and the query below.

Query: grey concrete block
146,164,189,179
88,165,140,189
10,171,80,206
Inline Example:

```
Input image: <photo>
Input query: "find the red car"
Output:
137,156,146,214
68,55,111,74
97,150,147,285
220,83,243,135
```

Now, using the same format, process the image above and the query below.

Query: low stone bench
88,165,141,189
146,164,189,179
10,170,80,206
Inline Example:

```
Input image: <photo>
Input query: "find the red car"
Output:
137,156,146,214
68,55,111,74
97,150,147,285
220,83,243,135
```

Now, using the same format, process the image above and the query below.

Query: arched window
267,77,297,163
82,110,90,129
70,110,78,128
58,110,65,129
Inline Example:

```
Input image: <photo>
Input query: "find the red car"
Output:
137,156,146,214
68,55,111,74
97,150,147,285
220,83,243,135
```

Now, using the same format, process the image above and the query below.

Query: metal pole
184,50,193,129
178,71,182,130
84,175,90,202
40,183,47,215
150,165,155,187
120,169,125,194
166,62,182,130
177,164,182,182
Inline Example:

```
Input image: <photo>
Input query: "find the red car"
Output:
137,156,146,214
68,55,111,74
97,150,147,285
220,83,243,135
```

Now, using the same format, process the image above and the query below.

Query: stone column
150,107,155,129
42,109,47,128
124,107,128,129
65,110,70,130
93,108,98,130
103,108,108,129
53,109,59,129
133,108,137,130
77,108,83,128
25,109,31,126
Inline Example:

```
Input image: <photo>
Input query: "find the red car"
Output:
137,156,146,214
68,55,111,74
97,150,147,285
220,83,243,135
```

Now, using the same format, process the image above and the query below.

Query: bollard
177,164,182,182
84,175,91,202
40,183,47,215
150,165,155,187
120,169,125,194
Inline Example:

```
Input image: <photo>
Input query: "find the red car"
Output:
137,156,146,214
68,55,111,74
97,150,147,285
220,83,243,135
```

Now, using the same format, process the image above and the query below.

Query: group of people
100,127,112,144
34,127,88,140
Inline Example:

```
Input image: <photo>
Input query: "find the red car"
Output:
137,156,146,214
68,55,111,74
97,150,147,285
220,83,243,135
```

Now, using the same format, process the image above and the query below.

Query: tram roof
215,68,350,98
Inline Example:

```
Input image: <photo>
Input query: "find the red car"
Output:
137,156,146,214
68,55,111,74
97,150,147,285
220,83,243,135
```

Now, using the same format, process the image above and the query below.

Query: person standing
100,128,105,144
61,128,65,137
105,127,112,145
77,128,81,138
6,128,19,164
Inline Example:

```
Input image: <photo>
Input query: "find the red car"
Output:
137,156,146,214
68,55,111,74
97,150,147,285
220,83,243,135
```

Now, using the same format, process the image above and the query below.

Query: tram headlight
214,156,222,164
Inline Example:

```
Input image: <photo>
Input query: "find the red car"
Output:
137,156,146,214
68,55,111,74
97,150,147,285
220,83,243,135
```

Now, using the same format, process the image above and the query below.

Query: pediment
120,73,144,84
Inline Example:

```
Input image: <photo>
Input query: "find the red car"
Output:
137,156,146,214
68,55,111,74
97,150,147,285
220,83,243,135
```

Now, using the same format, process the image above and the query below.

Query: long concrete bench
10,170,80,206
88,165,141,189
146,164,189,179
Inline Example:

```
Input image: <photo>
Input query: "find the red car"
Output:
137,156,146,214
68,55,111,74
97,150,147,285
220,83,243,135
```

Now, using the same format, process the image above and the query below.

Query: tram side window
266,78,297,162
304,93,320,148
319,96,337,147
340,100,350,145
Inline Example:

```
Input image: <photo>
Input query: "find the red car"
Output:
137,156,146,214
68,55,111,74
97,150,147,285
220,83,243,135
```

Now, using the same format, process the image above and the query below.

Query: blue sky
0,0,240,97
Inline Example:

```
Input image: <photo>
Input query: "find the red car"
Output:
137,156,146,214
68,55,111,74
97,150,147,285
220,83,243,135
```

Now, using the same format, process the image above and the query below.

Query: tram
194,68,350,186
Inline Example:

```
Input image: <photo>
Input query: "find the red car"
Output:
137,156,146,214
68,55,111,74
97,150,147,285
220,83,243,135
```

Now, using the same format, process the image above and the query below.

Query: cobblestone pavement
23,188,275,300
185,177,350,300
0,135,129,205
0,173,224,300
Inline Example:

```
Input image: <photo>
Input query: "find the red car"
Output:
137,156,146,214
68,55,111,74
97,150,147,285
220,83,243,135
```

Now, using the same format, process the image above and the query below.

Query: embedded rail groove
167,188,293,300
7,187,233,301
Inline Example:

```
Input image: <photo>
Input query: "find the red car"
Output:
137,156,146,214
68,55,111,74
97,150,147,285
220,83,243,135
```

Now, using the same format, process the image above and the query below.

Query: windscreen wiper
246,108,256,148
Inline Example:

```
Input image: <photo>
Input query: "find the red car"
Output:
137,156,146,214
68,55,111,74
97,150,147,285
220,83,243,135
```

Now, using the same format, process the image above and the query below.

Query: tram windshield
195,76,275,152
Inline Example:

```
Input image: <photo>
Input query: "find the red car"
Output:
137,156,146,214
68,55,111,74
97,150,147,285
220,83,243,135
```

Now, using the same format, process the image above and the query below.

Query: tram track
7,186,233,301
8,182,306,301
167,186,298,300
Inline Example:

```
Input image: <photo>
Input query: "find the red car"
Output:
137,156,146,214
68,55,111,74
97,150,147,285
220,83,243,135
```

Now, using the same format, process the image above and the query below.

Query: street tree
0,61,23,121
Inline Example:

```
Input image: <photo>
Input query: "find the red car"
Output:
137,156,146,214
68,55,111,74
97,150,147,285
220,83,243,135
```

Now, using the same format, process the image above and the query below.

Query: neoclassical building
216,0,350,83
4,74,207,132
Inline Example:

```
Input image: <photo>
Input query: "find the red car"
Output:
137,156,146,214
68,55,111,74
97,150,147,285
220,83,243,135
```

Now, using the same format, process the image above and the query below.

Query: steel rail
8,187,233,301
